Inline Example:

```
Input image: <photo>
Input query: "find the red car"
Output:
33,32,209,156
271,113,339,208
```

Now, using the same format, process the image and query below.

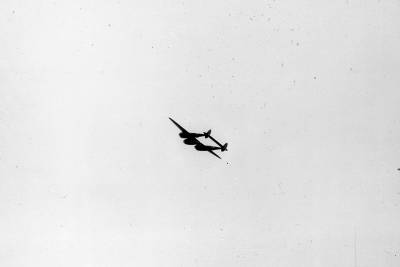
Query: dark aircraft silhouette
169,117,228,159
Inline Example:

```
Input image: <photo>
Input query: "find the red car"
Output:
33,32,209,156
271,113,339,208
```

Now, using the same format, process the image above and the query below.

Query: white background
1,0,400,266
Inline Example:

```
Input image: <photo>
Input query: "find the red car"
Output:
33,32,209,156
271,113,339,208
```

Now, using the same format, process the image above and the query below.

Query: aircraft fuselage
183,137,198,145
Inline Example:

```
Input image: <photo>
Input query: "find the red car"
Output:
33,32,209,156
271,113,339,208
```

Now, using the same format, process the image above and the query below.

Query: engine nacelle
184,138,197,145
179,132,188,138
195,143,206,151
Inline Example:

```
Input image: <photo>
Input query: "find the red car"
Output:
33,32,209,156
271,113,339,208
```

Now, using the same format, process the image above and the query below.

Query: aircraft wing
208,150,221,159
169,117,188,133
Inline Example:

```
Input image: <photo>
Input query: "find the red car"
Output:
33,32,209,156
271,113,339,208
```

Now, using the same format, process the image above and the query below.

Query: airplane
169,117,228,159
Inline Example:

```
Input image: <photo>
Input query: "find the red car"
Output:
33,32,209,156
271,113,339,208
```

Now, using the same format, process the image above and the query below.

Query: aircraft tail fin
221,143,228,152
204,129,211,138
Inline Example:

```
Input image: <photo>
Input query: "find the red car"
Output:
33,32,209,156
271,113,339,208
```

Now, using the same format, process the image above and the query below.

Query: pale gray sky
1,0,400,266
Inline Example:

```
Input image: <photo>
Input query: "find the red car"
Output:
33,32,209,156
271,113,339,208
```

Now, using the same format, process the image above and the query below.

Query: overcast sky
1,0,400,266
